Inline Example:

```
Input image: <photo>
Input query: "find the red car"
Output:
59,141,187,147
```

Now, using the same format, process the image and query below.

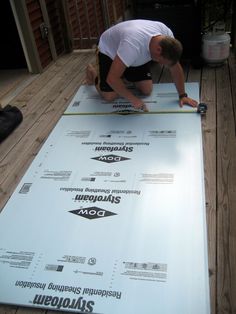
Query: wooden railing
66,0,129,49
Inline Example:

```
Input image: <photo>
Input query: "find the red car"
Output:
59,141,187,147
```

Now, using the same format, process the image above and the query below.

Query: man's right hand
133,100,149,112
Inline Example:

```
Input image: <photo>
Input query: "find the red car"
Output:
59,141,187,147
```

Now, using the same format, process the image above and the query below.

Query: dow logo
69,207,117,220
91,154,130,163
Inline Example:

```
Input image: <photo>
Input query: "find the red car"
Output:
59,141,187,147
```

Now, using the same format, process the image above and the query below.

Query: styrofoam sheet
0,111,210,313
64,83,199,114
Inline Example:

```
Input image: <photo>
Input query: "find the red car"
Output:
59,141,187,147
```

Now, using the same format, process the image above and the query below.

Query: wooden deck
0,50,236,314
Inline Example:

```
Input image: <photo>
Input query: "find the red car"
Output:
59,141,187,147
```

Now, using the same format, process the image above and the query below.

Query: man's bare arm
169,62,198,107
107,55,147,110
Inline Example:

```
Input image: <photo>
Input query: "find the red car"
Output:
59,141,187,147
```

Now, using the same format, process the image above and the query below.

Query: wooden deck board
0,51,236,314
0,70,34,103
228,53,236,129
216,61,236,313
201,65,217,314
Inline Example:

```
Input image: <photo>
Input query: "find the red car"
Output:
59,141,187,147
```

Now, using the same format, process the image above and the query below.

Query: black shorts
97,51,152,92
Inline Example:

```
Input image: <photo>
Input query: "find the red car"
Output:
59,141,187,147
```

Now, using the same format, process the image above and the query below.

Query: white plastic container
202,32,231,65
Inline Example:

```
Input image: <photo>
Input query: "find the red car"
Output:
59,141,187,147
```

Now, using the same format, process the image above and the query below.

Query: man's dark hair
159,37,183,65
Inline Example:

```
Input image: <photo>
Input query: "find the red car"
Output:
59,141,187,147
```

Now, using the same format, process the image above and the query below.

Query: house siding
26,0,53,68
45,0,65,56
19,0,127,71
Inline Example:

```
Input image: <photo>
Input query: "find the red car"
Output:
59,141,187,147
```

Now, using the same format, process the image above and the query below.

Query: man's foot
85,64,97,85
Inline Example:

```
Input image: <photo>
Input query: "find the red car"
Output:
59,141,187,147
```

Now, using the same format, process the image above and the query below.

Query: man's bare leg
85,64,96,85
85,64,118,102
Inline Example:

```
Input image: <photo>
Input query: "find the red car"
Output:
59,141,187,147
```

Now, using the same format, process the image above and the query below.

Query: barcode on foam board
45,264,64,272
81,177,96,182
19,183,32,194
72,101,80,107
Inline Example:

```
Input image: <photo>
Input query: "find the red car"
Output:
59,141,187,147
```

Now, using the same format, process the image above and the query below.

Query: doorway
0,0,27,69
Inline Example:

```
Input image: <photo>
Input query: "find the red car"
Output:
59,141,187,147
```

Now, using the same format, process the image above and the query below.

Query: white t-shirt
98,20,174,67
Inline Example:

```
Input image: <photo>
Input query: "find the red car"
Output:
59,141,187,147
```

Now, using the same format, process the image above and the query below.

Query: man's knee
135,81,153,96
140,85,153,96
